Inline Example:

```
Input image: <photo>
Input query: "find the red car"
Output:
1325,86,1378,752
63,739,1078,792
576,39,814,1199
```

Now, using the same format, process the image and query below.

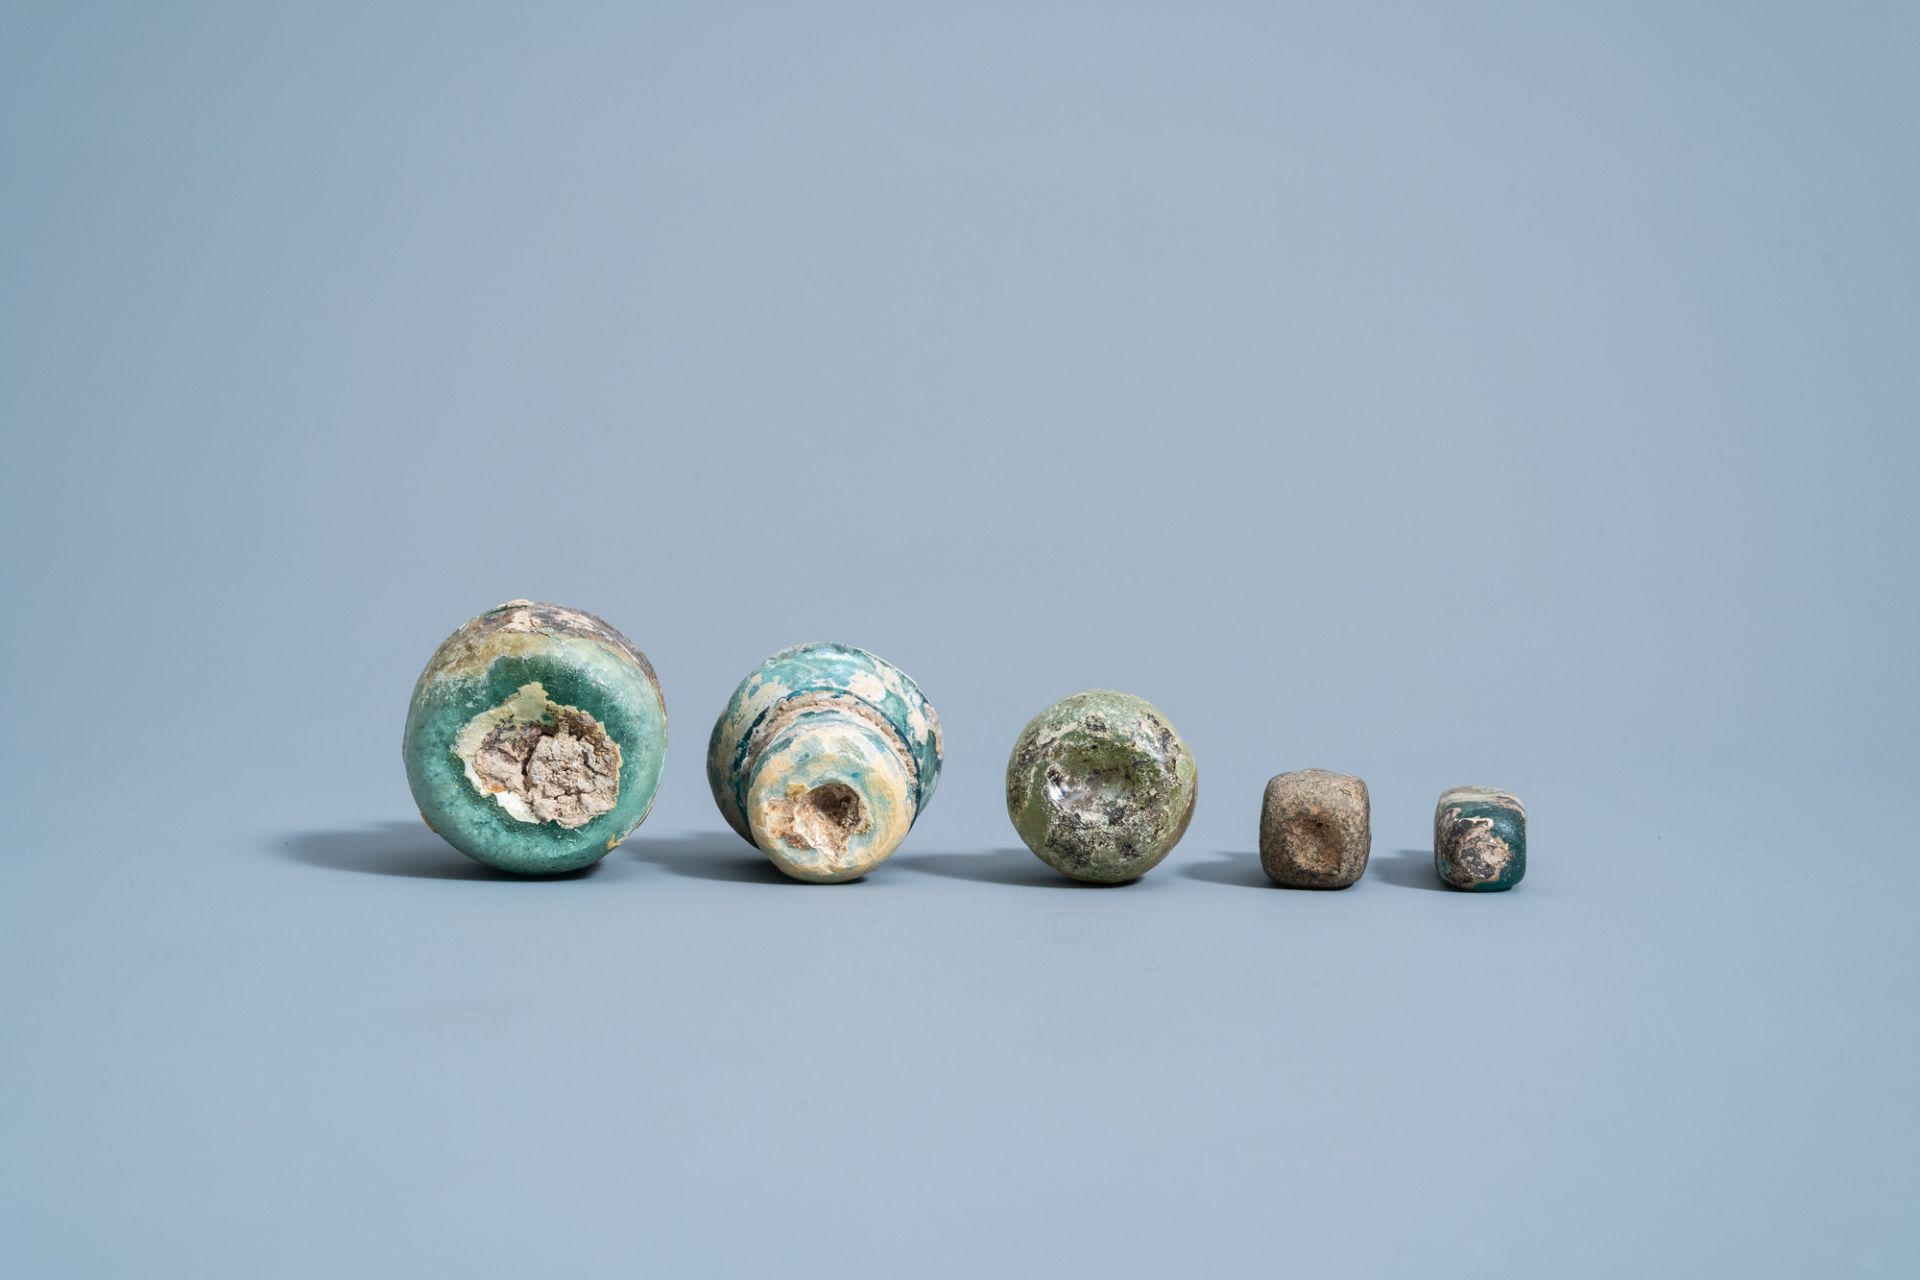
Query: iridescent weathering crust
1434,786,1527,891
403,600,668,875
1006,690,1197,884
707,642,942,883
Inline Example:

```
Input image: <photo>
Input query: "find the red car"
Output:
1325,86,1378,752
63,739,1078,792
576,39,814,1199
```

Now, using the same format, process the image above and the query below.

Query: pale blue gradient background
2,3,1915,1276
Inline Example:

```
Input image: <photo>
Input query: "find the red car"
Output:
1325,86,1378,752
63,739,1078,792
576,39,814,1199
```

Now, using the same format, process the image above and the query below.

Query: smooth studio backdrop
2,4,1915,1276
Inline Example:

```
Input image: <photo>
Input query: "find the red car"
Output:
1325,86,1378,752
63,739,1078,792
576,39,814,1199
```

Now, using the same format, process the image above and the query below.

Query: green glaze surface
1434,786,1527,891
706,642,942,883
403,600,668,875
1005,690,1198,884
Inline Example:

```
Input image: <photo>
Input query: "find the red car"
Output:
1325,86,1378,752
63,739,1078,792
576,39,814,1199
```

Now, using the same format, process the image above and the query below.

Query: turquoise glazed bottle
1006,690,1198,884
707,643,942,883
403,600,668,875
1434,786,1527,891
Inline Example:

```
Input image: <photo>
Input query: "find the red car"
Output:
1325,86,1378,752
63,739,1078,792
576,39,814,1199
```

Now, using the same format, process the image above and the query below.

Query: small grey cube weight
1259,769,1371,888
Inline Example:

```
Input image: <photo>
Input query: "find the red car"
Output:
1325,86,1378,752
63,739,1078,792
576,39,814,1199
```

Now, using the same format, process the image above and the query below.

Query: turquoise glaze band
403,601,668,875
706,642,942,883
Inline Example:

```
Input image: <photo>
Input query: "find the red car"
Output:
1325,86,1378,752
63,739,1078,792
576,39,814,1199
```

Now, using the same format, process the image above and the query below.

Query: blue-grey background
3,3,1915,1275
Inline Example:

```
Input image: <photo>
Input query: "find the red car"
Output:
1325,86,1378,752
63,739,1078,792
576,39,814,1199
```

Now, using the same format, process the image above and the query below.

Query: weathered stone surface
403,600,668,875
707,642,942,883
1434,786,1527,891
1005,690,1197,884
1259,769,1370,888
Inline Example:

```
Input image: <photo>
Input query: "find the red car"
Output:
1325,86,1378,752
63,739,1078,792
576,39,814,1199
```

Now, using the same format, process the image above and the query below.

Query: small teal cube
1434,787,1526,891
